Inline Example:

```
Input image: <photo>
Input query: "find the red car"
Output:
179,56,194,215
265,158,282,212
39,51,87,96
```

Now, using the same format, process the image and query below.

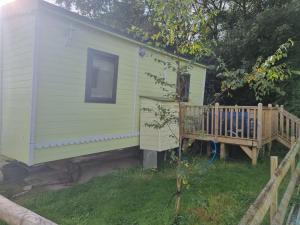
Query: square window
176,74,190,102
85,48,119,103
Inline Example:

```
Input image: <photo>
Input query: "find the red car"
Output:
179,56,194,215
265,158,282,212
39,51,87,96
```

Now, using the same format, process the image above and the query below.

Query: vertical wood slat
291,120,295,139
247,109,250,139
241,108,245,138
210,107,215,135
215,103,219,136
257,103,263,148
225,108,228,136
220,108,223,136
201,107,205,134
206,107,209,135
286,117,290,140
280,105,284,136
230,108,233,137
268,104,273,140
236,107,238,137
253,109,257,139
194,106,197,132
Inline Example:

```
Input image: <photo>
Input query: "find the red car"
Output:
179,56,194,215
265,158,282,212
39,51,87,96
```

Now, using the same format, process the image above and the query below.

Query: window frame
176,73,190,102
85,48,119,104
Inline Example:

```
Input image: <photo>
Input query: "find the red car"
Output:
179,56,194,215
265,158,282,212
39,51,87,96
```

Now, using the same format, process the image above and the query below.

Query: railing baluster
201,107,204,134
215,103,219,136
247,108,250,139
220,108,223,136
280,105,284,136
225,108,228,136
254,108,256,140
206,107,209,135
230,108,233,137
286,117,290,140
241,108,244,138
235,106,239,137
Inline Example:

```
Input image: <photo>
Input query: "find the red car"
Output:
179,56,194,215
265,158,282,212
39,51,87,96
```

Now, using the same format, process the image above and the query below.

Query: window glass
85,48,118,103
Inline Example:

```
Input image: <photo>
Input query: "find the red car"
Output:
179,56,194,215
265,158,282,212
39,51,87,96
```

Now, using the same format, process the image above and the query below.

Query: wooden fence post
215,103,219,137
257,103,263,149
0,195,58,225
270,156,278,223
267,104,273,155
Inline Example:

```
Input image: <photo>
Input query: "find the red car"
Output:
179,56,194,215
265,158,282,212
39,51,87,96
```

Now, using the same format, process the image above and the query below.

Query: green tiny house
0,0,207,166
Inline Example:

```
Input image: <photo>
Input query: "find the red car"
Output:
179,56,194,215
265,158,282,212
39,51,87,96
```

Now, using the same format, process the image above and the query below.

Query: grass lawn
1,157,273,225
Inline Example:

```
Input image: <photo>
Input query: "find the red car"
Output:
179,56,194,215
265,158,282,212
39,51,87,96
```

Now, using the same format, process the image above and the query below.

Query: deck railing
180,104,300,149
239,138,300,225
277,106,300,146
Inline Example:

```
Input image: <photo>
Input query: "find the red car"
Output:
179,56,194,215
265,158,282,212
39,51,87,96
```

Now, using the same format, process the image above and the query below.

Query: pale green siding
0,2,36,164
140,98,179,151
31,4,207,164
0,1,206,165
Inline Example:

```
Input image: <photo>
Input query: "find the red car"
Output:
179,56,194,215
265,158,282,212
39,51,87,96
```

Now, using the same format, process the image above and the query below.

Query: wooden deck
180,104,300,165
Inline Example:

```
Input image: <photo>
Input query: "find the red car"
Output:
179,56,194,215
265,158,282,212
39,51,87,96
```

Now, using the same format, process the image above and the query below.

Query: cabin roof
40,0,207,69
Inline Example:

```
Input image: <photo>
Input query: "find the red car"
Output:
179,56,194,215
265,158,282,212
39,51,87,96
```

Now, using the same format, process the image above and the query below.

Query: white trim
34,132,140,150
28,7,40,165
132,47,140,133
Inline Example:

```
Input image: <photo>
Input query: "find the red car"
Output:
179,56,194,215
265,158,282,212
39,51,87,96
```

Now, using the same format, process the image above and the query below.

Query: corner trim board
28,8,40,165
34,132,140,150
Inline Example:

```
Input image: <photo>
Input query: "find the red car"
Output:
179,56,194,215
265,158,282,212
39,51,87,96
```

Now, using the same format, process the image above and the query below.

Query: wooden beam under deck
182,134,258,147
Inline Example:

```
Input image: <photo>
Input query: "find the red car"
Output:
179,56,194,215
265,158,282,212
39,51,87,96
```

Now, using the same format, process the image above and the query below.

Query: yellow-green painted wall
0,1,206,165
32,5,206,164
0,1,37,164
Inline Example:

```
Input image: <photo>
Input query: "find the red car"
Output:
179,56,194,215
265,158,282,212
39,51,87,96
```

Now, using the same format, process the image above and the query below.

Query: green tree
202,0,300,105
55,0,152,33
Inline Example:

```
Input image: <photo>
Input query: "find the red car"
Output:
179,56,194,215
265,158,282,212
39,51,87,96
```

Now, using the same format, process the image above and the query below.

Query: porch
180,103,300,165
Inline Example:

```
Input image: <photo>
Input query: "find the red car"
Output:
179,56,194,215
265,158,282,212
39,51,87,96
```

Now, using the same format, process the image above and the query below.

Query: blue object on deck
208,111,255,137
208,141,218,165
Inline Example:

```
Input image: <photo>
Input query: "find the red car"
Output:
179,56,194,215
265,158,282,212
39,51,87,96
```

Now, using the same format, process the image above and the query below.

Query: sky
45,0,56,3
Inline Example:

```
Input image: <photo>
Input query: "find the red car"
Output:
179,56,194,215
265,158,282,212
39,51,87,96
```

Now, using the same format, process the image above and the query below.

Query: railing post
275,105,279,136
279,105,284,136
257,103,263,149
268,104,273,137
270,156,278,223
214,103,219,137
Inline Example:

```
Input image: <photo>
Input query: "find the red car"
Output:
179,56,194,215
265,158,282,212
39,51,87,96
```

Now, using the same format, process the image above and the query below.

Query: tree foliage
55,0,152,33
203,0,300,105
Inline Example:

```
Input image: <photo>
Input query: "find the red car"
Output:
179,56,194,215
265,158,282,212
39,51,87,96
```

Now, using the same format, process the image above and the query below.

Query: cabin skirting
34,132,140,150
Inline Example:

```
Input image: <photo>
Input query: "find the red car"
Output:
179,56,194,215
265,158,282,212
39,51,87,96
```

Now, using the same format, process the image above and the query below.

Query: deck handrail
181,104,300,148
180,103,264,146
239,138,300,225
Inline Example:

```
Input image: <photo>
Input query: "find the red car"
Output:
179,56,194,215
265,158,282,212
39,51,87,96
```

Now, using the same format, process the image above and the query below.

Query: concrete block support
143,150,158,169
